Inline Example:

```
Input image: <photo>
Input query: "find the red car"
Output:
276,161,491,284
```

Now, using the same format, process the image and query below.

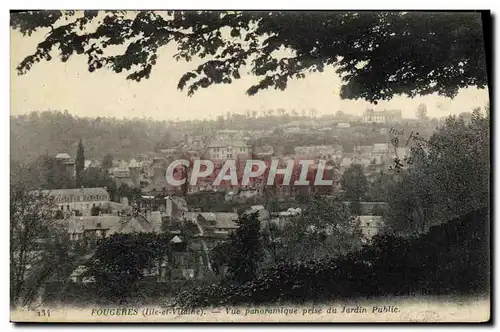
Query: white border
2,2,498,331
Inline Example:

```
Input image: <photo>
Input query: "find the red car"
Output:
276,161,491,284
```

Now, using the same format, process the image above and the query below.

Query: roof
55,153,71,159
200,212,239,229
42,187,109,199
170,235,183,244
68,215,123,234
68,215,154,234
119,215,154,233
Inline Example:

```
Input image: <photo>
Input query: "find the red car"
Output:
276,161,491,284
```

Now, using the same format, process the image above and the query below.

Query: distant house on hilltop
363,109,387,124
207,139,250,161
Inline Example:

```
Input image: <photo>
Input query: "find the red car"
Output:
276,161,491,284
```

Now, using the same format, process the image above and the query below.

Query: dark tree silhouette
385,108,489,235
341,164,368,201
10,186,71,307
102,154,113,170
225,212,263,284
11,11,488,102
75,139,85,187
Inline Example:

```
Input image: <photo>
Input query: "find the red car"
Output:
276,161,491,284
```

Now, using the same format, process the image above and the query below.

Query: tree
341,164,368,201
10,186,70,307
102,154,113,170
90,205,101,216
225,212,263,284
11,11,487,103
416,103,429,121
116,183,142,203
385,107,489,235
154,132,173,152
368,169,396,202
84,233,171,303
270,195,361,262
209,242,231,276
24,155,75,189
80,166,116,199
75,139,85,187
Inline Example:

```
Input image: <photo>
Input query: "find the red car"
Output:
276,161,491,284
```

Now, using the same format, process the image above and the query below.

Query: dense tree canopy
385,107,490,234
11,11,488,102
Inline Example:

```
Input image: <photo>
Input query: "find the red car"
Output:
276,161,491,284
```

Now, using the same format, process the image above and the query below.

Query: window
67,205,70,210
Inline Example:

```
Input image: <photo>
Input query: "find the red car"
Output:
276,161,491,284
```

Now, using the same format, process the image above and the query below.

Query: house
42,187,110,216
55,153,73,161
372,143,390,155
84,159,101,169
111,160,130,178
55,153,75,176
129,158,141,168
66,214,158,243
193,212,240,239
207,139,250,160
363,109,387,124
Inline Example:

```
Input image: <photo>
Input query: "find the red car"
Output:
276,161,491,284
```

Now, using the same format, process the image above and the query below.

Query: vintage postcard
10,10,491,323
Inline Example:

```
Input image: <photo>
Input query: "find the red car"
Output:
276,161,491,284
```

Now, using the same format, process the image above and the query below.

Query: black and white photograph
9,9,491,323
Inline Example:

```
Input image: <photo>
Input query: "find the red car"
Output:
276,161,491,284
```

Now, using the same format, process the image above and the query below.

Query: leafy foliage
225,212,263,284
75,139,85,187
10,186,71,307
265,195,361,263
10,111,178,163
11,11,488,102
385,108,489,234
10,155,75,190
84,233,171,302
174,207,489,308
101,154,113,170
341,164,368,201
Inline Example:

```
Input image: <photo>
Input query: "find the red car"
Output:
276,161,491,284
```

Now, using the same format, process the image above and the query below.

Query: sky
10,14,490,122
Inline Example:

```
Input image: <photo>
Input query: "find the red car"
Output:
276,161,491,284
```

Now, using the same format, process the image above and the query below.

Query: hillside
10,111,181,163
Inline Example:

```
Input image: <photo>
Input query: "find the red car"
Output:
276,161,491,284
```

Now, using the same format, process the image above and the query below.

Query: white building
43,187,110,216
363,109,387,124
207,140,250,160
